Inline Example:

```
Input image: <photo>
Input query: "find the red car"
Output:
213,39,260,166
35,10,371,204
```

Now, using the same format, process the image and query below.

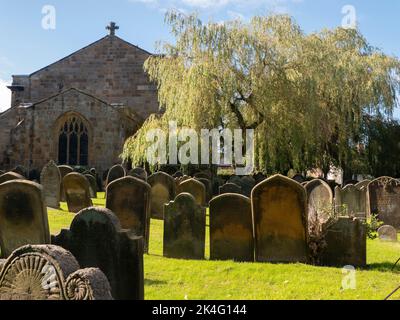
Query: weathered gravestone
251,174,308,263
175,175,190,188
164,193,206,260
176,178,206,207
0,172,25,185
253,172,266,184
106,165,126,186
368,177,400,229
240,176,256,197
209,194,254,262
196,178,212,203
377,225,397,242
128,167,148,182
355,180,371,190
85,174,98,198
335,185,367,219
58,165,74,201
63,173,93,213
321,217,366,267
148,172,176,220
40,160,61,208
194,171,211,180
0,245,112,300
52,207,144,300
219,183,242,195
306,179,333,230
0,180,50,258
106,176,151,252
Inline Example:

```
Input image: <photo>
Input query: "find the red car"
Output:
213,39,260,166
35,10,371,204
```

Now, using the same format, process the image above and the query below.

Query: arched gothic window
58,116,89,166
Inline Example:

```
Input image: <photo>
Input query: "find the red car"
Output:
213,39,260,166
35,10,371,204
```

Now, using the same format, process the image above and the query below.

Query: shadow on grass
366,261,400,273
145,279,168,286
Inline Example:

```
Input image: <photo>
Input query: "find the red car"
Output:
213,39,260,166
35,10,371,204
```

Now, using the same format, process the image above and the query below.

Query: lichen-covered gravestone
106,165,126,187
63,173,93,213
209,194,254,262
40,160,61,208
219,183,242,195
128,167,148,182
58,165,74,201
368,177,400,229
148,172,176,220
0,180,50,258
251,174,308,263
306,179,333,230
335,184,367,219
85,174,97,198
52,207,144,300
176,178,206,207
106,176,151,252
378,225,397,242
321,217,366,267
163,193,206,260
0,172,25,185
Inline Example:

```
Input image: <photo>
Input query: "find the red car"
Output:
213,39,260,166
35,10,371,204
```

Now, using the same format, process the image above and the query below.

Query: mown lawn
48,192,400,300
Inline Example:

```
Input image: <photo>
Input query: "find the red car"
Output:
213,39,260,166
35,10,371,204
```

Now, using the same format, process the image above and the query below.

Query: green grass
48,193,400,300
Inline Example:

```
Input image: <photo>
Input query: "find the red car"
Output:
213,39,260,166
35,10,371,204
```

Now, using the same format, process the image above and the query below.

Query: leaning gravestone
209,194,254,262
0,172,25,185
58,165,74,201
0,180,50,258
128,167,148,182
219,183,242,195
176,178,206,207
63,173,93,213
378,225,397,242
306,179,333,230
106,176,151,252
85,174,97,198
335,185,366,219
52,207,144,300
368,177,400,229
321,217,366,267
251,174,308,263
40,160,61,208
163,193,206,260
0,244,112,300
148,172,176,220
106,165,126,187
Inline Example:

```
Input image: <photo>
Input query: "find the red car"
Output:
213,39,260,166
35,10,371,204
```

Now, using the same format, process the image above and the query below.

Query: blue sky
0,0,399,116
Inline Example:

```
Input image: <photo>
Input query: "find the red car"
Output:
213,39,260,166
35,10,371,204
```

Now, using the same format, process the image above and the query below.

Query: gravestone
355,180,371,190
11,165,27,178
377,225,397,242
85,174,98,198
228,175,242,187
163,193,206,260
306,179,333,230
292,174,306,184
240,176,256,197
251,174,308,263
175,175,190,188
173,171,183,178
253,172,266,184
40,160,61,208
63,173,93,213
176,178,206,207
52,207,144,300
196,178,212,203
209,194,254,262
0,180,50,258
368,177,400,229
0,245,112,300
0,172,25,185
219,183,242,195
194,171,211,180
128,167,148,182
321,217,366,267
106,165,126,187
106,176,151,252
335,185,367,219
148,172,176,220
58,165,74,201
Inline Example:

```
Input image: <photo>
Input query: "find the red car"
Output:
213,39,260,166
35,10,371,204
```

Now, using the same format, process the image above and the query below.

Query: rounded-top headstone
378,225,397,242
0,172,25,185
63,173,93,213
106,165,126,186
40,160,61,208
128,167,148,182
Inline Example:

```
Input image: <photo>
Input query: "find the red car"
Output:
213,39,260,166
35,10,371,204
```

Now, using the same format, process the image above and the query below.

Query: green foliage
364,214,384,240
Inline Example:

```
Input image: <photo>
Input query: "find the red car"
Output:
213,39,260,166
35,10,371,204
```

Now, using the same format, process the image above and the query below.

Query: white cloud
0,79,11,112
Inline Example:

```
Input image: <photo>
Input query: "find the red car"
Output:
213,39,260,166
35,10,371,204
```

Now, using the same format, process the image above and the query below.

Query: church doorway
57,114,89,166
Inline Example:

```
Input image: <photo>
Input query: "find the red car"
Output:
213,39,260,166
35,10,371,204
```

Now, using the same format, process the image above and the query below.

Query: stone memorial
176,178,206,207
40,160,61,208
58,165,74,201
335,184,366,219
377,225,397,242
219,183,242,195
305,179,333,229
128,167,148,181
63,173,93,213
148,172,176,220
0,172,25,185
106,165,126,186
85,174,98,198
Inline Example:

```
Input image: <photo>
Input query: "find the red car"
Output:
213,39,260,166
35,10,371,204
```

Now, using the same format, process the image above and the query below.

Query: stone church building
0,23,159,174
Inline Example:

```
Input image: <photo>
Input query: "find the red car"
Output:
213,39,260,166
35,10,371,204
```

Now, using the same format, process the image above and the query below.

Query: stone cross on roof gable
106,22,119,36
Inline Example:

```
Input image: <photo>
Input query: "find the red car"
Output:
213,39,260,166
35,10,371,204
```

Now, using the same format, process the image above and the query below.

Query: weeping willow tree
122,11,400,175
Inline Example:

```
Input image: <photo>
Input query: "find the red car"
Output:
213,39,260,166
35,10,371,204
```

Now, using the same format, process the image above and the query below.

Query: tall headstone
52,207,144,300
148,172,176,220
251,174,308,263
240,176,256,197
58,165,74,201
63,173,93,213
0,172,25,185
85,174,98,198
40,160,61,208
368,177,400,229
335,184,366,219
106,176,151,252
176,178,206,207
377,225,397,242
106,165,126,186
209,194,254,262
305,179,333,230
0,180,50,258
163,193,206,260
219,183,242,195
